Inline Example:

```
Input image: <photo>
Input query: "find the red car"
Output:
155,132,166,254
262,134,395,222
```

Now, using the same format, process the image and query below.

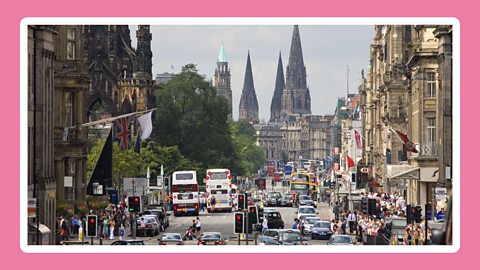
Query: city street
92,176,335,246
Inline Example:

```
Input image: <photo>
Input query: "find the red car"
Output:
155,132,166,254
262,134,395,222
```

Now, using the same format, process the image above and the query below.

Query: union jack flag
114,117,133,151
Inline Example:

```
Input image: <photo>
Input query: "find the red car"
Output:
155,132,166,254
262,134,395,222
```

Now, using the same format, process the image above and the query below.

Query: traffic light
367,198,377,216
248,205,259,224
415,205,423,223
361,198,368,214
234,212,245,234
128,196,141,213
237,194,247,210
406,204,412,224
86,215,98,237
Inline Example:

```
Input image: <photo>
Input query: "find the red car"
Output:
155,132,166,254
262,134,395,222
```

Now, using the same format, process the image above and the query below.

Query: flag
354,129,363,149
87,128,113,196
393,129,418,153
347,155,355,168
114,116,132,151
137,111,153,140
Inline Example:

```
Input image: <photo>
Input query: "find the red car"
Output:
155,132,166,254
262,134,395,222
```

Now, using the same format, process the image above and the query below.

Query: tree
155,63,234,173
230,121,265,177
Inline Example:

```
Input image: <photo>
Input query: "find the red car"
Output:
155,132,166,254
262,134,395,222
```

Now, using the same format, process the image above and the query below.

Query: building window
426,72,436,98
427,117,436,145
67,28,76,60
65,92,73,127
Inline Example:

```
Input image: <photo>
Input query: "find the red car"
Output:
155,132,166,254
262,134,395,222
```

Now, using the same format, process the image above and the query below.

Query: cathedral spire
270,51,285,122
239,51,259,123
281,25,311,119
286,25,306,89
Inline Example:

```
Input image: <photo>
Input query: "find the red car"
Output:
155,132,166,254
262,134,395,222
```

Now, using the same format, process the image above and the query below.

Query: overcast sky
130,25,374,121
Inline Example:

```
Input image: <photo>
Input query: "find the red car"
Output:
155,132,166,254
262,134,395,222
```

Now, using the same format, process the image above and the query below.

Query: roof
218,43,227,62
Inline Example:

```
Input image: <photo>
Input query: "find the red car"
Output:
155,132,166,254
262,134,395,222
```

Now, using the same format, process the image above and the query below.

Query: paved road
91,176,339,246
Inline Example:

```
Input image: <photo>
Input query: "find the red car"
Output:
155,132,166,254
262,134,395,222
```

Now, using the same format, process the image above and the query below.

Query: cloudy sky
130,24,374,121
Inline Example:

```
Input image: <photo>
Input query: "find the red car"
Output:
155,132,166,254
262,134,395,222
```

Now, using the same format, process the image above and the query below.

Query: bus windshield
209,172,228,180
175,173,194,180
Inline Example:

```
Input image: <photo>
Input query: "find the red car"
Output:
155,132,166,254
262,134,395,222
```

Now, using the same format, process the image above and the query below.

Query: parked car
136,216,159,236
144,208,170,230
281,193,294,207
300,216,321,235
111,240,145,245
197,232,227,245
327,235,354,245
158,233,184,245
298,195,317,208
311,220,333,240
265,211,285,229
296,205,317,220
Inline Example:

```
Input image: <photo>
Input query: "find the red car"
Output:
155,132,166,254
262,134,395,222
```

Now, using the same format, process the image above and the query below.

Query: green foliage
155,64,235,175
229,121,266,177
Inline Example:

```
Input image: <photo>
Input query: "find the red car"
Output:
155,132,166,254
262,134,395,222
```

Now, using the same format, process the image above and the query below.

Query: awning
387,165,420,180
28,223,51,234
387,165,439,182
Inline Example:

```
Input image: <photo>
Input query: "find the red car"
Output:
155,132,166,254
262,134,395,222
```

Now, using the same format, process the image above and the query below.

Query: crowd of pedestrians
329,192,435,245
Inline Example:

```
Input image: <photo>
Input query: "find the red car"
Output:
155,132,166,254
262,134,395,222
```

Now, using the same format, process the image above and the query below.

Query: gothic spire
239,51,259,123
286,25,307,89
270,51,285,122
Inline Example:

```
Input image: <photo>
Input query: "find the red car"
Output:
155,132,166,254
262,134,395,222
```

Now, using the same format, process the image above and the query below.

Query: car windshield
300,195,311,200
330,236,352,243
315,222,331,228
268,193,281,198
162,234,181,241
268,212,281,219
305,217,320,224
282,231,301,242
201,233,221,240
299,207,315,214
283,194,292,199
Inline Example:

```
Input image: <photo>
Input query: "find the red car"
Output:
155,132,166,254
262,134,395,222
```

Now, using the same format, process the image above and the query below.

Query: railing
421,143,437,157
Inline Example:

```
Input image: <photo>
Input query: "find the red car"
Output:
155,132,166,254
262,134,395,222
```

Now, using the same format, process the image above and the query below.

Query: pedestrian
109,218,116,240
102,216,109,238
262,216,269,233
341,220,347,235
195,217,202,238
72,215,80,238
60,216,68,241
333,202,340,222
347,211,357,234
119,223,125,240
140,217,146,237
210,196,216,212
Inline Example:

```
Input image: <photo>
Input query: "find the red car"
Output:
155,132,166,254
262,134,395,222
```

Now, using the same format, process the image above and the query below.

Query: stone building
238,51,259,124
362,25,453,206
305,115,334,161
53,26,90,203
214,43,233,119
28,26,58,245
254,123,283,161
84,25,154,117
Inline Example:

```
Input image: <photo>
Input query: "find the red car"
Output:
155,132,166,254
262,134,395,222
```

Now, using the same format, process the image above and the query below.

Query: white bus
172,171,199,216
206,168,233,213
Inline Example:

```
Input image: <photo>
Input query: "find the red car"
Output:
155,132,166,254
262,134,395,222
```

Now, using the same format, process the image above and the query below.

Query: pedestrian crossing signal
234,212,245,234
86,215,98,237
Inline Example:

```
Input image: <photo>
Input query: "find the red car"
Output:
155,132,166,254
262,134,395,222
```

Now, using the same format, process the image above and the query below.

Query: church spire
239,51,259,123
281,25,311,119
286,25,306,89
270,51,285,122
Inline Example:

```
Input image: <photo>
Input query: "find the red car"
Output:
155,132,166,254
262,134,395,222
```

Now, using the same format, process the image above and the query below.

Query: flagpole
70,108,157,129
